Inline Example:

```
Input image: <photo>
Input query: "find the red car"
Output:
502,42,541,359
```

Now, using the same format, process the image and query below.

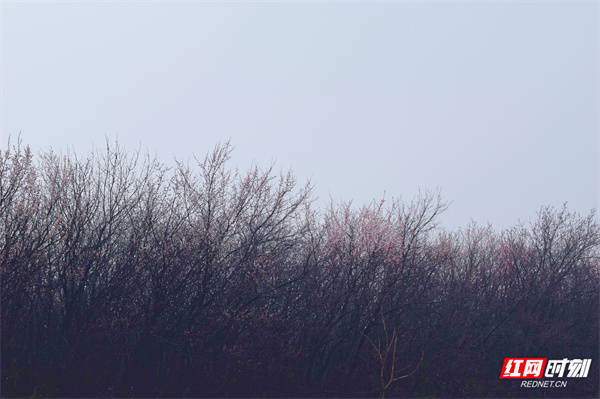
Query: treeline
1,141,598,397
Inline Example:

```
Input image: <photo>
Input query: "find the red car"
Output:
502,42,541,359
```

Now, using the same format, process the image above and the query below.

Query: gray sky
1,1,598,229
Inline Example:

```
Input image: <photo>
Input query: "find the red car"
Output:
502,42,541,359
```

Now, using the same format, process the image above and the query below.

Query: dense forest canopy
1,140,598,397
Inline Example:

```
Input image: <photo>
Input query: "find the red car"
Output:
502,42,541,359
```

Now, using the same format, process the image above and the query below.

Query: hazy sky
1,1,598,229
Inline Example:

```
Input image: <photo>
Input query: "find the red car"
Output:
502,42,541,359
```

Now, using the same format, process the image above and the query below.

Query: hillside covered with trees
1,141,598,397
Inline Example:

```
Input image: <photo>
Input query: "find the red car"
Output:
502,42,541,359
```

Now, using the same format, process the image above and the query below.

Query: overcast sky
1,1,598,229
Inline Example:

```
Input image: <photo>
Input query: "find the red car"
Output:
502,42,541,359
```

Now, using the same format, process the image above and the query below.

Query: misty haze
1,2,598,398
